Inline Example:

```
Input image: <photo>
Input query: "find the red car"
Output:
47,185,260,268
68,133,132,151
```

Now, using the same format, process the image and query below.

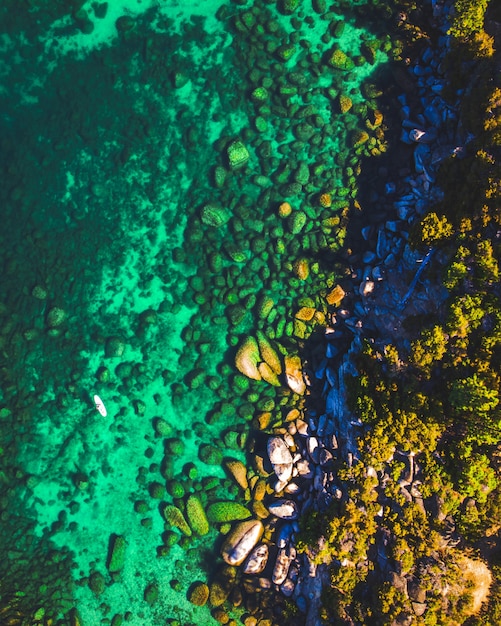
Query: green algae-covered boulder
224,459,248,490
144,582,159,605
279,0,299,15
256,330,282,375
258,362,281,386
163,505,192,536
257,296,275,320
46,306,67,328
235,336,261,381
328,49,355,71
166,479,185,499
89,571,106,596
105,336,126,358
339,93,353,113
227,140,250,170
353,129,370,147
251,86,268,102
107,534,126,573
209,580,230,607
200,203,231,228
188,582,210,607
213,165,227,188
199,443,223,465
186,495,209,536
312,0,327,13
207,502,252,523
153,417,172,437
288,210,307,235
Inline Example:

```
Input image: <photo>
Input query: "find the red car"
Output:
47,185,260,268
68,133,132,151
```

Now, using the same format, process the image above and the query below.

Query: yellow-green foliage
417,211,454,245
410,325,449,370
449,0,494,57
186,495,209,536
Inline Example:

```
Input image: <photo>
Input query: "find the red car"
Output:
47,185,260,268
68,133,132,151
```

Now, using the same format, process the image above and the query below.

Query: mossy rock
293,258,310,280
352,129,370,147
107,535,126,573
257,296,275,320
149,481,165,499
188,582,210,607
288,210,307,234
207,502,252,523
235,336,261,381
163,505,192,536
167,479,185,499
186,495,209,536
279,0,299,15
339,93,353,113
105,336,126,358
256,330,282,375
201,203,231,227
224,459,248,490
199,443,223,465
144,582,159,605
226,304,246,326
328,48,354,71
89,571,106,596
258,362,281,386
209,578,233,607
153,417,172,437
213,166,227,188
227,140,250,170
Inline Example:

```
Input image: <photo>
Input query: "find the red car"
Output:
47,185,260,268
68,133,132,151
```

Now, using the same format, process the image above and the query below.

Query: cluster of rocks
217,2,472,625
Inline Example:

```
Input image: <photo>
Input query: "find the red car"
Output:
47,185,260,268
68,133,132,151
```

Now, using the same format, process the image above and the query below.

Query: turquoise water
0,1,391,623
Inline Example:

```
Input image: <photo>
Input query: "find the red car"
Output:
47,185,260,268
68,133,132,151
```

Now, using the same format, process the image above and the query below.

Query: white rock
272,463,293,484
242,543,269,575
267,437,293,465
296,459,314,478
272,546,296,585
359,279,375,297
221,520,264,566
268,499,299,520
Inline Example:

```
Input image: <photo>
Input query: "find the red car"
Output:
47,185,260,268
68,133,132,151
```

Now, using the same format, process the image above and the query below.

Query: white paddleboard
93,394,107,417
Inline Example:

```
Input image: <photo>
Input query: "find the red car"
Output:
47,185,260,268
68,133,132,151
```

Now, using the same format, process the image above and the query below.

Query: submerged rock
207,502,252,523
186,495,209,536
200,203,231,228
235,336,261,381
227,140,250,170
188,582,209,606
163,505,192,536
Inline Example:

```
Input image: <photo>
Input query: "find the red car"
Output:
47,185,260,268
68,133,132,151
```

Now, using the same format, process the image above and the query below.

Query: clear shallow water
0,1,390,623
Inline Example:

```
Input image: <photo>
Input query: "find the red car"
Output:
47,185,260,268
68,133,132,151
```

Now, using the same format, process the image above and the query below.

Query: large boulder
221,520,264,566
284,354,306,395
267,437,293,483
242,543,269,575
235,336,261,381
227,140,250,170
268,499,299,520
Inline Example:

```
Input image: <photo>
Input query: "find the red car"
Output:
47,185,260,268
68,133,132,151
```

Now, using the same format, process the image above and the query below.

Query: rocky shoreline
215,2,473,624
